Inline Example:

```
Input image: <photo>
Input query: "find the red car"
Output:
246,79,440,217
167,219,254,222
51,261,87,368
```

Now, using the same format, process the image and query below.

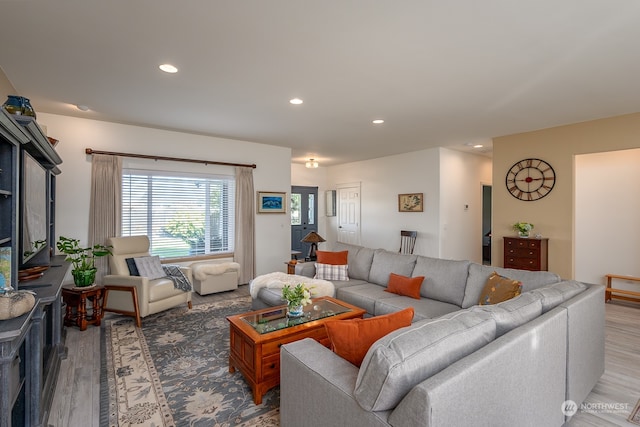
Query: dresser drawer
261,353,280,379
505,257,541,270
505,247,540,258
504,237,540,249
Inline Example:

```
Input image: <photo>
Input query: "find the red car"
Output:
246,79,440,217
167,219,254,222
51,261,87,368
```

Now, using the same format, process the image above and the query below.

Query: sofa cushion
324,307,414,367
337,283,397,315
314,263,349,281
133,256,166,280
368,249,417,286
385,273,423,299
316,250,349,265
462,263,561,308
374,296,460,321
470,292,543,336
333,242,375,281
529,280,586,313
354,310,496,411
412,256,471,306
148,278,184,302
478,271,522,305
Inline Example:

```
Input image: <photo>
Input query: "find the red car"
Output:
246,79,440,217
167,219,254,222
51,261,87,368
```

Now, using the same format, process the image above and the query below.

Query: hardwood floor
47,289,639,427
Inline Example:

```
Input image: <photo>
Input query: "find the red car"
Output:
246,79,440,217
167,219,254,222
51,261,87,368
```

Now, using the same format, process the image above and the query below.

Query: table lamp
301,231,325,261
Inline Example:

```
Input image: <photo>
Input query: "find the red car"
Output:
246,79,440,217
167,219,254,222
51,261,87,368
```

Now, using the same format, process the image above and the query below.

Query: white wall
324,147,491,261
39,113,291,276
575,148,640,287
440,148,493,262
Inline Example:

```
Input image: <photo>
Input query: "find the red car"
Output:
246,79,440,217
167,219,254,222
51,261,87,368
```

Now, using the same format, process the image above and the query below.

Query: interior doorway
337,184,361,245
482,185,492,265
290,186,318,259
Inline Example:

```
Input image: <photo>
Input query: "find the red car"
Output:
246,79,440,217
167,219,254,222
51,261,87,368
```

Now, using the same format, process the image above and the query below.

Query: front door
291,186,318,259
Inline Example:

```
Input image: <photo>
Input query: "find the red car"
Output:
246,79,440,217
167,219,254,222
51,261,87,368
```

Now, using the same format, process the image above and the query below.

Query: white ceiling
2,1,640,166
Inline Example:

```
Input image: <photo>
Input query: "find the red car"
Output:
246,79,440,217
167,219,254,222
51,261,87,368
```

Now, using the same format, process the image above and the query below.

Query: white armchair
102,236,192,322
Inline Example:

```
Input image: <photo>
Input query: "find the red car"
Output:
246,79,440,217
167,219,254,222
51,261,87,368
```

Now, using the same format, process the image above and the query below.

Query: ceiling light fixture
305,158,319,168
289,98,303,105
473,144,484,148
372,119,384,124
159,64,178,73
76,104,90,112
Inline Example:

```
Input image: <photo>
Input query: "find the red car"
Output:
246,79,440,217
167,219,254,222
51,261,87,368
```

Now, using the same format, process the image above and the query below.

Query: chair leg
187,300,192,310
102,285,142,328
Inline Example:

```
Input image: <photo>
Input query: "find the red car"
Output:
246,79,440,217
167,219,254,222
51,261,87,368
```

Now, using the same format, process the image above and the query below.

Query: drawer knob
270,363,276,369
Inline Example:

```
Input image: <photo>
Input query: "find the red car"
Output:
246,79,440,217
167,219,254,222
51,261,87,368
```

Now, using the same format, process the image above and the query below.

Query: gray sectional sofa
252,242,604,427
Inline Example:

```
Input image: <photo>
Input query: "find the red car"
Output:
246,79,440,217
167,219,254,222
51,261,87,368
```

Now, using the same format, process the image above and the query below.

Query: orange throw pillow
324,307,414,367
385,273,424,299
316,250,348,265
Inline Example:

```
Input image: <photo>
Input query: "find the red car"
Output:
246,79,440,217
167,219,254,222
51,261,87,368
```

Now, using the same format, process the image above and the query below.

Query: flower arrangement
512,222,534,236
281,283,312,308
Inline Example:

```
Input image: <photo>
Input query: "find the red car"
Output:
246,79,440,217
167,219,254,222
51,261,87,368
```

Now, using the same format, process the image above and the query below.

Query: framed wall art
257,191,287,213
398,193,423,212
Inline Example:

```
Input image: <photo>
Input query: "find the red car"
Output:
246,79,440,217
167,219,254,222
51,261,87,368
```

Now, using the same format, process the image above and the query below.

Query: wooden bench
605,274,640,304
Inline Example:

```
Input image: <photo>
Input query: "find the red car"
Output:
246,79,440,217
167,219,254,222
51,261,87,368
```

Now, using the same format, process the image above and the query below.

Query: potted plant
56,236,112,287
512,222,534,238
281,283,312,318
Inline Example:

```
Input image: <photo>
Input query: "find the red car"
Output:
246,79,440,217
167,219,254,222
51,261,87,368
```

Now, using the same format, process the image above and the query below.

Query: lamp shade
301,231,326,243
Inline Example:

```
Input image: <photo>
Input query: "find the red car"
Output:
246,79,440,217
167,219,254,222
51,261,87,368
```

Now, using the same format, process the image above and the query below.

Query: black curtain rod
85,148,257,169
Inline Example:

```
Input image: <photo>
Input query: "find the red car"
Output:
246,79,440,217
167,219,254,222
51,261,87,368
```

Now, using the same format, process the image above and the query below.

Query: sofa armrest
103,275,150,316
280,339,390,427
177,266,193,282
294,262,316,277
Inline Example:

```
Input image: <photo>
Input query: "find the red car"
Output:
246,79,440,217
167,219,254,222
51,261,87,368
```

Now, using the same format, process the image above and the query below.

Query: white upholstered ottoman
190,261,240,295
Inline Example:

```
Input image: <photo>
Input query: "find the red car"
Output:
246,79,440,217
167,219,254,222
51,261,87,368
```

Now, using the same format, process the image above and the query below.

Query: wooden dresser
503,236,549,271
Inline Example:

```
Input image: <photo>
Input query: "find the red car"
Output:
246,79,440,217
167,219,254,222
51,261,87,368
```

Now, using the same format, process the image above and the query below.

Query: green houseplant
56,236,112,287
281,283,312,318
512,222,534,238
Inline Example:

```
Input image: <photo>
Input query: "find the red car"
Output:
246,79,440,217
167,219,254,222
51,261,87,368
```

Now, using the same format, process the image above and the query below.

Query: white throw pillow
314,263,349,281
133,256,166,280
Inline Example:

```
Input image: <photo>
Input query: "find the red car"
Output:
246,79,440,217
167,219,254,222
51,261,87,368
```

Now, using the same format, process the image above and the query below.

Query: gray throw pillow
133,256,165,280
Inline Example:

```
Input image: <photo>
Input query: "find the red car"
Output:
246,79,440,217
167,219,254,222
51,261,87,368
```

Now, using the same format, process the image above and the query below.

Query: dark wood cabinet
503,236,549,271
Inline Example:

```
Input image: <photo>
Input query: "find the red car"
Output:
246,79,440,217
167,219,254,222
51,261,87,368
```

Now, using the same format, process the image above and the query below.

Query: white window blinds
122,169,235,258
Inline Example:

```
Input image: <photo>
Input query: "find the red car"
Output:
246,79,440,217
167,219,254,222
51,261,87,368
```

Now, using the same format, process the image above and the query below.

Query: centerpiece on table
56,236,112,287
281,283,312,318
512,222,534,238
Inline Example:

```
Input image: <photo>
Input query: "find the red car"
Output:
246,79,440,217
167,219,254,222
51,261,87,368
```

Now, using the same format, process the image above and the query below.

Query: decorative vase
518,231,530,238
72,269,97,287
286,302,304,318
2,95,36,120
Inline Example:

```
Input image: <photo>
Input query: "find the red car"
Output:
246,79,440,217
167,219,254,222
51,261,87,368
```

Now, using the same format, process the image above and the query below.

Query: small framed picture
257,191,287,213
398,193,424,212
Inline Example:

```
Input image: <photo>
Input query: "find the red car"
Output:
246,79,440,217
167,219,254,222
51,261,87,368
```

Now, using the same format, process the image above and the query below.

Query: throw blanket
191,262,240,282
249,272,334,299
162,265,193,292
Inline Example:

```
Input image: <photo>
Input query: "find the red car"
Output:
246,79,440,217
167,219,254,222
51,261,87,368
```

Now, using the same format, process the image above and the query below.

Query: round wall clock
505,158,556,201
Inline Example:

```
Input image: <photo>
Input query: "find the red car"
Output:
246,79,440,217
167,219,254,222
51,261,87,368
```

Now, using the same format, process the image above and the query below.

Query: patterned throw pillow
133,256,166,280
314,263,349,281
478,271,522,305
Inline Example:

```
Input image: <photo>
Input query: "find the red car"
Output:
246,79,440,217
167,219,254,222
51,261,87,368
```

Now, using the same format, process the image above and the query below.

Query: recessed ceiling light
159,64,178,73
289,98,303,105
76,104,90,111
473,144,484,148
372,119,384,124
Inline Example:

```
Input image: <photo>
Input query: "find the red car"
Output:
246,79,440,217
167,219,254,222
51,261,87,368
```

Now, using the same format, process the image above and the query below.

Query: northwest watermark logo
562,400,630,416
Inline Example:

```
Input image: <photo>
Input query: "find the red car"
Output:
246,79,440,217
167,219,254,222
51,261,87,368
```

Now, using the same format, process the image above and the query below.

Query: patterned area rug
101,296,280,426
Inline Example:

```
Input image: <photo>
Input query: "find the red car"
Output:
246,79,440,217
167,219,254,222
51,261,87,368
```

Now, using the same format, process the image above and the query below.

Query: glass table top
241,299,351,334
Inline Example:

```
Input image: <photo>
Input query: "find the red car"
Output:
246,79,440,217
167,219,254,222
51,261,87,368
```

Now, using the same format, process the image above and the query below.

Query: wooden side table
605,274,640,303
61,284,104,331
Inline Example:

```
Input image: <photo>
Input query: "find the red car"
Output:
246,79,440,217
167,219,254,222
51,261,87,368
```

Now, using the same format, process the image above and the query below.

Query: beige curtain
234,166,255,284
88,154,122,283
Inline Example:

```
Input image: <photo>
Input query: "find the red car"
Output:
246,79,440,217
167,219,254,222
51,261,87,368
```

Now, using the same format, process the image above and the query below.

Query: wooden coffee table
227,296,365,404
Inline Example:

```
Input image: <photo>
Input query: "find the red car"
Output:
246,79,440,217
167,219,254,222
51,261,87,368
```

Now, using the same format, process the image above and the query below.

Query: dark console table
0,256,69,427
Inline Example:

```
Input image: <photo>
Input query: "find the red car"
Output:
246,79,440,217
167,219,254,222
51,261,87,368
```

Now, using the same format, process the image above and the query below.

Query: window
122,169,235,258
